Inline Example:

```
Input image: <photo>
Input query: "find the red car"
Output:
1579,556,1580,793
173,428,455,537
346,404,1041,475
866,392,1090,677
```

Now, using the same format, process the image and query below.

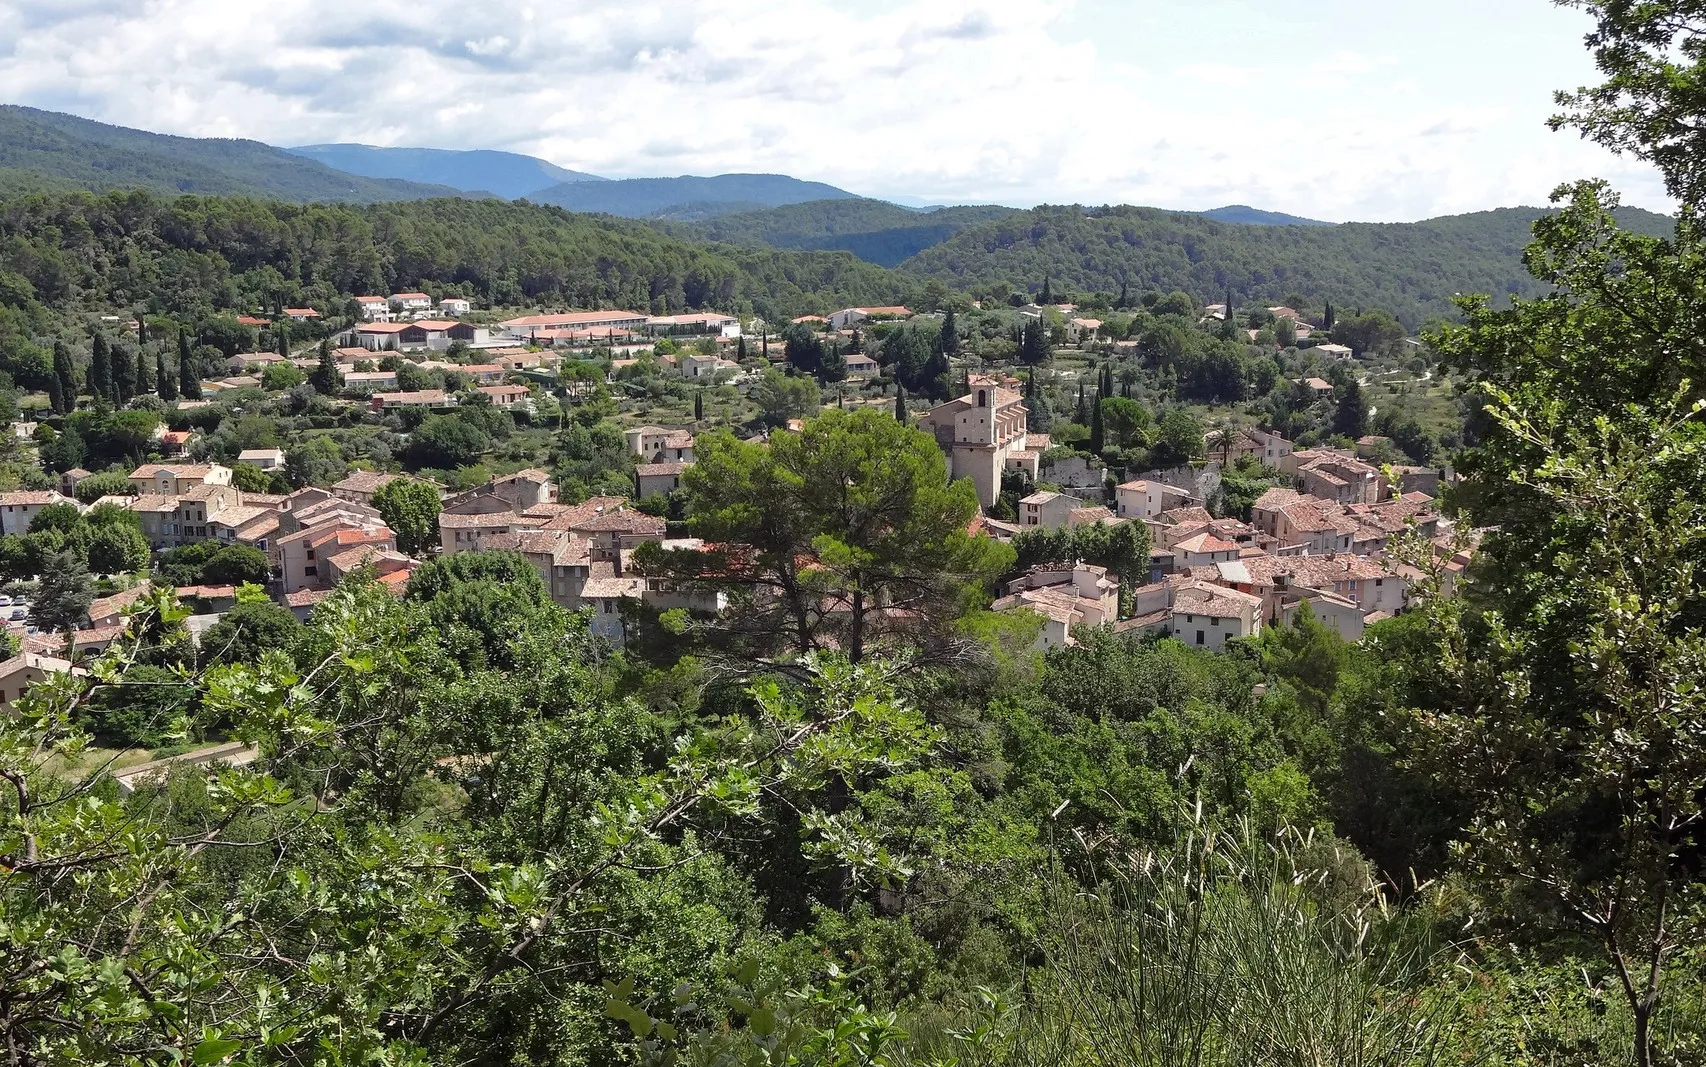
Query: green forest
897,202,1675,328
676,200,1020,267
0,191,915,331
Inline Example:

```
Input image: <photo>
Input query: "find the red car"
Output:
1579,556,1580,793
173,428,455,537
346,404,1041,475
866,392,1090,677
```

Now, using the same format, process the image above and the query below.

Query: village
0,284,1466,708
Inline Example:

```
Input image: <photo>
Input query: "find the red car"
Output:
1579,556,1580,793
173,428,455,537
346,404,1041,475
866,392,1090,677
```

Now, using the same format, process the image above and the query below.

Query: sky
0,0,1672,221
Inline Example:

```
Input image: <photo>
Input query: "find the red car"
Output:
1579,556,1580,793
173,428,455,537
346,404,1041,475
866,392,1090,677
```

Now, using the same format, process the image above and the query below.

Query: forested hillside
681,199,1020,266
899,203,1676,327
287,144,606,198
0,190,915,336
0,107,463,203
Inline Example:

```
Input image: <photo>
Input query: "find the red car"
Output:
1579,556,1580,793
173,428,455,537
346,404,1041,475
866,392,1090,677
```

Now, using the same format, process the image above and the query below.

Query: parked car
0,595,14,607
9,608,24,621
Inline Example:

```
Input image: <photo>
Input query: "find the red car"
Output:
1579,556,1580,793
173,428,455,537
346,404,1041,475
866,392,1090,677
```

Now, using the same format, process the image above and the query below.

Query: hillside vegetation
680,198,1020,266
0,191,915,339
0,106,462,203
899,203,1675,327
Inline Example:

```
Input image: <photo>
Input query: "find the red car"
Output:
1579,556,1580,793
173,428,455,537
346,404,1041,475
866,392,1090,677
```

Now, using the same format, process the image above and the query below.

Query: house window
1196,630,1205,645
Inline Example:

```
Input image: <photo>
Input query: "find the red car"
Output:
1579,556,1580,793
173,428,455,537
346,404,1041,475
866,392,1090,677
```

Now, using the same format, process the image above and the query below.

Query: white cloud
0,0,1672,220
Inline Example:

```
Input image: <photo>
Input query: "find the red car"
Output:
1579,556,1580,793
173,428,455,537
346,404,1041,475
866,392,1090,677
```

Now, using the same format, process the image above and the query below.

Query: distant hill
0,106,463,202
1197,205,1334,227
527,174,859,219
898,204,1676,329
678,198,1022,268
286,144,605,199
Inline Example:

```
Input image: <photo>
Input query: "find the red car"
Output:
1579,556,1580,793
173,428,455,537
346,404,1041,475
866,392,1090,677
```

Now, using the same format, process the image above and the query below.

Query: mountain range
0,104,1675,327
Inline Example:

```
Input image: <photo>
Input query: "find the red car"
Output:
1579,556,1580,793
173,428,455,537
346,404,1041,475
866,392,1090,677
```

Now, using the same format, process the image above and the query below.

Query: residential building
237,448,285,470
370,390,449,410
1171,582,1264,650
343,370,400,391
0,652,81,712
437,297,472,317
128,464,233,497
636,461,691,499
992,563,1121,651
844,354,879,378
57,468,92,498
477,384,531,409
0,490,71,536
332,471,404,507
390,292,432,314
1115,480,1196,521
1019,491,1079,530
282,308,320,323
274,521,396,595
500,311,649,341
827,307,914,330
355,296,393,322
1204,427,1294,469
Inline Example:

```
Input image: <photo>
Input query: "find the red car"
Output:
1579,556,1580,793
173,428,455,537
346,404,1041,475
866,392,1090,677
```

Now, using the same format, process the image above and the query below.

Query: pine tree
178,329,201,400
694,390,704,421
90,331,113,403
52,340,76,413
1039,276,1053,305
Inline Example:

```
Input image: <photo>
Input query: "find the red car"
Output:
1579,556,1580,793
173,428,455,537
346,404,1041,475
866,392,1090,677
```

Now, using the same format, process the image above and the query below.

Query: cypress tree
1117,281,1129,309
90,331,113,403
52,340,76,413
46,375,65,416
179,329,202,400
894,384,907,422
1089,393,1105,455
275,320,290,358
310,339,342,396
762,330,769,360
737,335,747,360
1324,301,1336,329
1039,276,1053,305
135,313,147,345
694,390,704,421
937,309,959,358
133,345,150,398
1075,382,1090,424
157,351,177,400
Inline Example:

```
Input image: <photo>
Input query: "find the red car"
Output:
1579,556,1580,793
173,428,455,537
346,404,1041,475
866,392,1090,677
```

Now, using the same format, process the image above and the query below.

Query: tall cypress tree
937,309,959,358
156,351,175,400
179,329,202,401
1324,301,1336,329
90,331,113,403
1089,393,1105,455
894,384,907,422
1075,382,1090,425
133,344,150,398
52,340,76,413
310,339,342,396
1116,281,1129,309
1039,276,1054,305
111,339,134,405
694,390,704,421
275,320,290,358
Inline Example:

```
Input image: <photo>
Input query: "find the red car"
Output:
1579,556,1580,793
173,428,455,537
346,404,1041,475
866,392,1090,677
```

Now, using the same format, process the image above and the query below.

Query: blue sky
0,0,1669,220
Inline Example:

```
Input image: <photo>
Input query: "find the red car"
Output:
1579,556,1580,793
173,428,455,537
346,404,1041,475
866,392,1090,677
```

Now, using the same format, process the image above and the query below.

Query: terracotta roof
333,471,402,494
574,511,665,536
1173,583,1262,619
0,491,61,506
637,462,692,477
284,588,333,608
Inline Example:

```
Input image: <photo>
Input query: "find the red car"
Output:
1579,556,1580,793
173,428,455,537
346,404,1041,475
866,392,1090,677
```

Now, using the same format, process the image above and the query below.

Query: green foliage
283,435,347,487
406,415,489,469
749,368,821,429
683,198,1019,267
156,542,270,587
642,409,1014,663
197,600,303,667
373,477,442,556
260,360,304,390
31,548,92,631
85,522,150,575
